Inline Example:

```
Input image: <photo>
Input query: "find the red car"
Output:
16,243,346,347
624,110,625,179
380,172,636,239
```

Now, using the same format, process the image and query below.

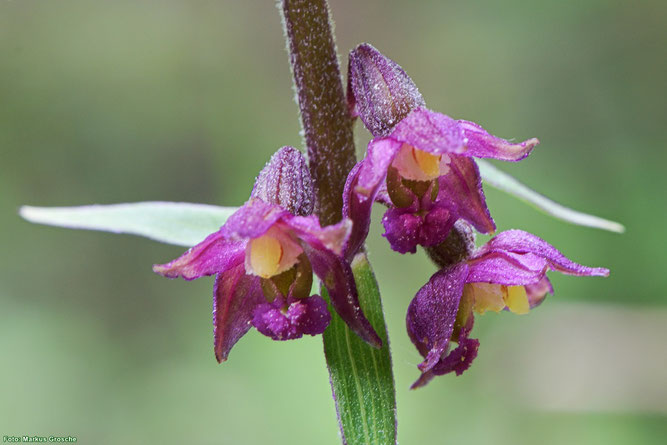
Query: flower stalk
280,0,356,226
280,2,397,444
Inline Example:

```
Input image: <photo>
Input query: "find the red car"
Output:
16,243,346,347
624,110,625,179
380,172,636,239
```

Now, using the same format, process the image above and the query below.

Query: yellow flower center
392,144,449,181
249,234,283,279
412,148,441,179
470,283,530,315
470,283,506,314
503,285,529,314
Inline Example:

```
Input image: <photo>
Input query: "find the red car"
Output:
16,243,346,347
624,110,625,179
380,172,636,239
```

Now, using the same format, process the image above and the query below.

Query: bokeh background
2,1,666,444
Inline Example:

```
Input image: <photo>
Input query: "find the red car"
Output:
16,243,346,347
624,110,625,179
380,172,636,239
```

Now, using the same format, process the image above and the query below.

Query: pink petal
153,230,245,280
389,107,466,155
437,156,496,234
213,265,264,362
459,120,539,161
302,242,382,348
406,264,469,374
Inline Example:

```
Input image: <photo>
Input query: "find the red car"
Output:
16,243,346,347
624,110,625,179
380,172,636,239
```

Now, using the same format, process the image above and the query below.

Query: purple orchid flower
154,146,381,362
343,43,539,258
406,223,609,389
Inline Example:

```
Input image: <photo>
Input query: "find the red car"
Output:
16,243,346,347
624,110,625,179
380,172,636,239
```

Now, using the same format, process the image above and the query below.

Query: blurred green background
2,1,666,444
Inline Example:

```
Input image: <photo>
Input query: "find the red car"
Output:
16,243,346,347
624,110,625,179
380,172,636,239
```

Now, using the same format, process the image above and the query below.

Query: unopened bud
251,146,314,216
348,43,425,137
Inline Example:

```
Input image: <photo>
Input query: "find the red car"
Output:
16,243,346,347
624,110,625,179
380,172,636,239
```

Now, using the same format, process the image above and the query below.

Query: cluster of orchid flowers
154,44,608,388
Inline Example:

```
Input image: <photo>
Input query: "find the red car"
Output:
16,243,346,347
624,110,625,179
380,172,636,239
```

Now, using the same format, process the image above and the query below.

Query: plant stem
280,3,397,445
280,0,356,226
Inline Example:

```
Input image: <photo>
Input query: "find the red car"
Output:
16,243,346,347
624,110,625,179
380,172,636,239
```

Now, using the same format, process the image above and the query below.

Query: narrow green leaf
478,160,625,233
19,202,238,247
322,253,396,445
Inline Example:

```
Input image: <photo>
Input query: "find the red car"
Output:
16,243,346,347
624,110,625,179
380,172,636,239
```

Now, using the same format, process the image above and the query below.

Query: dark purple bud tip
251,146,314,216
252,295,331,341
425,220,476,268
348,43,425,137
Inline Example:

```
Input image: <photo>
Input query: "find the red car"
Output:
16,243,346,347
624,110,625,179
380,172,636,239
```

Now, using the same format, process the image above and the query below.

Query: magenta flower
154,146,381,362
406,224,609,388
343,44,539,258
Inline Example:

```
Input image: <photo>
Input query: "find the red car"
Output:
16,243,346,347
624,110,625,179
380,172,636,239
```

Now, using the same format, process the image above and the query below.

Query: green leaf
322,253,396,445
478,160,625,233
19,202,238,246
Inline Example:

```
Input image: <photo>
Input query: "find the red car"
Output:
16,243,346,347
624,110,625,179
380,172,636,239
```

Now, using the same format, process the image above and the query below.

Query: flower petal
411,337,479,389
420,205,457,247
213,264,264,362
153,230,245,280
382,209,422,254
410,285,479,389
355,138,403,198
473,230,610,277
252,295,331,341
301,242,382,348
342,140,402,260
285,215,352,257
437,156,496,234
526,276,553,309
341,162,372,260
459,120,539,161
382,205,455,254
389,107,466,155
406,263,469,374
373,183,393,207
466,251,549,286
222,199,290,241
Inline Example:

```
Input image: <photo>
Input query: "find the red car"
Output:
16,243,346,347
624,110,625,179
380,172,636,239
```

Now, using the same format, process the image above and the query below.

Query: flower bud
425,220,476,268
251,146,314,216
348,44,425,137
